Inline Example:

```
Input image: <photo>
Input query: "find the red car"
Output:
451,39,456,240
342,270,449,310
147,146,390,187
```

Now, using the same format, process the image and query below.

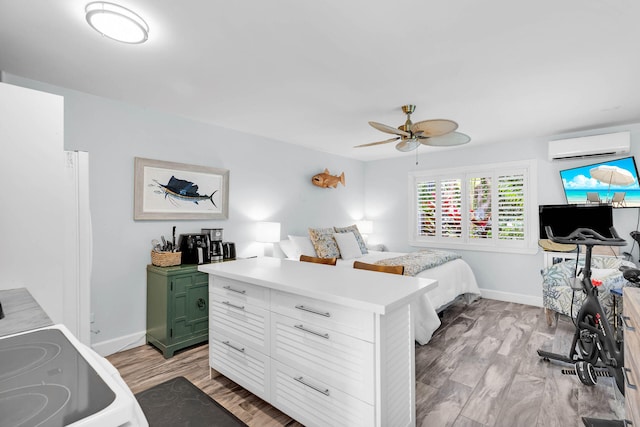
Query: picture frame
134,157,229,220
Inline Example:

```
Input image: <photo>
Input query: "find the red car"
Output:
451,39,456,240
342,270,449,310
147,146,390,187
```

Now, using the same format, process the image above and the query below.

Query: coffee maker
222,242,236,261
177,234,211,264
202,228,224,262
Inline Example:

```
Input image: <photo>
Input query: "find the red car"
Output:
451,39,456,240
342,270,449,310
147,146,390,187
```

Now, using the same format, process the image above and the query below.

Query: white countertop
0,288,53,338
199,257,437,314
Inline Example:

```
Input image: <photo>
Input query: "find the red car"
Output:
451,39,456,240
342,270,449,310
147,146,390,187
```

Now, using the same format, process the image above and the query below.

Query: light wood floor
107,298,625,426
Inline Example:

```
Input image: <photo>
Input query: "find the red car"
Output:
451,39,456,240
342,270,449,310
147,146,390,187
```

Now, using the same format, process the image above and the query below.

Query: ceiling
1,1,639,161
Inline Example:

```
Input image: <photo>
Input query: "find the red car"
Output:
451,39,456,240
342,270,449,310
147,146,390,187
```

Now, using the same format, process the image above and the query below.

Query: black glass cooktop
0,329,116,427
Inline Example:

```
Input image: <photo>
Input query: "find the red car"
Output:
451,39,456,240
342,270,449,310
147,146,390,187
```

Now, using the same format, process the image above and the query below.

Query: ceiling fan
355,105,470,152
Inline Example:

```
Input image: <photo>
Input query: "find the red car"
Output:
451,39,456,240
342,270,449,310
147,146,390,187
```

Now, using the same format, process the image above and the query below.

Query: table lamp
256,221,281,257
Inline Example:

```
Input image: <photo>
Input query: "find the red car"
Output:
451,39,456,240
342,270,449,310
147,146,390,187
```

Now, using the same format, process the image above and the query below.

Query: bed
278,234,481,345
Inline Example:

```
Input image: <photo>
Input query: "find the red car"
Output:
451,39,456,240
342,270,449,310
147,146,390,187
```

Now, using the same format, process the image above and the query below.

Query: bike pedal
561,368,612,378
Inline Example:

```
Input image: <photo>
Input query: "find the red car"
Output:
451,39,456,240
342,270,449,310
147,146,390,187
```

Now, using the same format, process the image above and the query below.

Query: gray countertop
0,288,53,338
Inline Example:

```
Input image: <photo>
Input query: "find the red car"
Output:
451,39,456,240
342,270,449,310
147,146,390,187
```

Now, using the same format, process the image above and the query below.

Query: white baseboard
479,288,543,308
90,290,540,357
91,330,147,357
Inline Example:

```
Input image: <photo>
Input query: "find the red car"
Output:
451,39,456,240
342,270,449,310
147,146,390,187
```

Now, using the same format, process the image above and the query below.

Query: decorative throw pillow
333,232,363,260
308,227,341,258
288,235,317,257
334,224,368,254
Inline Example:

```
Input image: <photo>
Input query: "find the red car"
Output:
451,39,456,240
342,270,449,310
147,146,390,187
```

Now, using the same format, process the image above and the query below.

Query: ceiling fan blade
369,121,411,137
354,137,400,148
420,132,471,147
411,119,458,137
395,138,421,152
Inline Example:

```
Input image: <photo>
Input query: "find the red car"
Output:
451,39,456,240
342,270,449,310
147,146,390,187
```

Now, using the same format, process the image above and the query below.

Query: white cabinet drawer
210,293,270,354
271,313,374,404
211,276,269,309
210,330,270,402
271,290,374,342
271,361,374,427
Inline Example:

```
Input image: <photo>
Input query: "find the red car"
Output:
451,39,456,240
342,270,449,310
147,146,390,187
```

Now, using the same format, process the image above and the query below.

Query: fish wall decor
312,169,345,188
152,176,218,206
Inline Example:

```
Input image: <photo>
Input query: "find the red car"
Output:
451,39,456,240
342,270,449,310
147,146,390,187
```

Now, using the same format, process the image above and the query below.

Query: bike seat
621,265,640,284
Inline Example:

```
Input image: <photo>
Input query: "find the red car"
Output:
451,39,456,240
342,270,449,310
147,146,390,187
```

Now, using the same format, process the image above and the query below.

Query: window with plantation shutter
409,160,538,254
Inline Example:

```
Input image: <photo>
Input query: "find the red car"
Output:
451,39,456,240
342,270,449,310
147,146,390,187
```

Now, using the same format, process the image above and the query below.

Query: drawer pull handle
223,285,246,295
294,324,330,339
624,367,638,390
622,315,635,331
222,301,245,310
294,376,330,396
222,340,245,353
295,304,331,318
197,298,206,309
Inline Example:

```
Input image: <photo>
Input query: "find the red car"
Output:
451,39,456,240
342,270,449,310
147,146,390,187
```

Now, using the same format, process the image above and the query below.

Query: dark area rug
582,418,625,427
135,376,247,427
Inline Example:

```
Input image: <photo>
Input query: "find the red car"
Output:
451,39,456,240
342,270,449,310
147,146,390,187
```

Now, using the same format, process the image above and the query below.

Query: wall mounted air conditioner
548,131,631,161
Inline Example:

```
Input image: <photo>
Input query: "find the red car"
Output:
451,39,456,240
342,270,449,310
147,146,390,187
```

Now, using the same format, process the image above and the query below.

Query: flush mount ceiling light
85,2,149,44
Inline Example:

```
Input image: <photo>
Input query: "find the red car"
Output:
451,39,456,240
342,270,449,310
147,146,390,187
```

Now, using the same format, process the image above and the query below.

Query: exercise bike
537,225,627,395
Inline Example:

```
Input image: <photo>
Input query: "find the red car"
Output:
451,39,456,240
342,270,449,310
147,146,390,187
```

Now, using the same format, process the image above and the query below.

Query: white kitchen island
199,257,437,427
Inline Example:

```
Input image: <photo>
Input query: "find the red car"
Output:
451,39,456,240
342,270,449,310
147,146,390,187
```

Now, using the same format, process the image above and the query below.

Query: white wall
6,72,640,353
365,124,640,305
4,74,365,354
0,82,65,322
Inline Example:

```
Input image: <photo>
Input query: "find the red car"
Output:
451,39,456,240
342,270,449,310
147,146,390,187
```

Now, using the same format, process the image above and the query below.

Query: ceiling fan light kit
357,104,470,152
396,138,420,152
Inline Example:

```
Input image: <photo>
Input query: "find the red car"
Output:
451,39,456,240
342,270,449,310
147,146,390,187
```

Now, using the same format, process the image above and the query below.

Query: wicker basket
151,251,182,267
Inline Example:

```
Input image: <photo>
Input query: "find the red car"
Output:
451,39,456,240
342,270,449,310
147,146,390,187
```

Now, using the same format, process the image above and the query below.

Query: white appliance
63,151,92,346
0,324,148,427
548,131,630,161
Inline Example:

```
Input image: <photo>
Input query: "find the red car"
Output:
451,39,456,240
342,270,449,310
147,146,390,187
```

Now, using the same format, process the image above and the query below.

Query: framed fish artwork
134,157,229,220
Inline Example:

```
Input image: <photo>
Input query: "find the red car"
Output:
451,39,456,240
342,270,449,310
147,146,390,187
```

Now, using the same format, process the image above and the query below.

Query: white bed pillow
334,232,363,260
288,235,317,257
278,239,298,259
334,224,368,254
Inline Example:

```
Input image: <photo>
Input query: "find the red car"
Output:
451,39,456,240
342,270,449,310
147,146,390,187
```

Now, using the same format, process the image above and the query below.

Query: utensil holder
151,251,181,267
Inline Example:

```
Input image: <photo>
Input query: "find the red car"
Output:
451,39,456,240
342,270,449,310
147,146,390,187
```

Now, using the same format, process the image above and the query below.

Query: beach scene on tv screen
560,157,640,207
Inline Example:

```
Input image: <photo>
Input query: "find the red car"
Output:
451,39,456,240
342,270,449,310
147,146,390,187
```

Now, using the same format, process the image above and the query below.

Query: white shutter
497,173,525,241
416,180,436,237
440,179,462,239
469,176,492,240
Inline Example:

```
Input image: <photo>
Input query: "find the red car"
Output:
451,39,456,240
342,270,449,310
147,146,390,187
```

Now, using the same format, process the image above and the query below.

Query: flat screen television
559,156,640,208
538,204,614,239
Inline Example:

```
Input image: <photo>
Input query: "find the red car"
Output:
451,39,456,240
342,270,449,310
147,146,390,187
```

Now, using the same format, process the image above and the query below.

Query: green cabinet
146,264,209,358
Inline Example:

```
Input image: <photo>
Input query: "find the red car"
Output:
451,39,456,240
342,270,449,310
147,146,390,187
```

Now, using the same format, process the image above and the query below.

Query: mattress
336,250,481,344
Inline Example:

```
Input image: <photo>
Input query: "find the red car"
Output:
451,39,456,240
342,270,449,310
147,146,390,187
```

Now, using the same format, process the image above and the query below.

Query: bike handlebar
545,226,627,246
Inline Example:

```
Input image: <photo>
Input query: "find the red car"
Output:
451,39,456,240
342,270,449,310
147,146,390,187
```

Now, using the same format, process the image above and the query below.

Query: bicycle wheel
575,361,597,386
577,315,598,365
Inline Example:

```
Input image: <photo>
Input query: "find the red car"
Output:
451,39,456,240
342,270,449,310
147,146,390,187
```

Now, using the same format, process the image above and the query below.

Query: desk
200,257,436,427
